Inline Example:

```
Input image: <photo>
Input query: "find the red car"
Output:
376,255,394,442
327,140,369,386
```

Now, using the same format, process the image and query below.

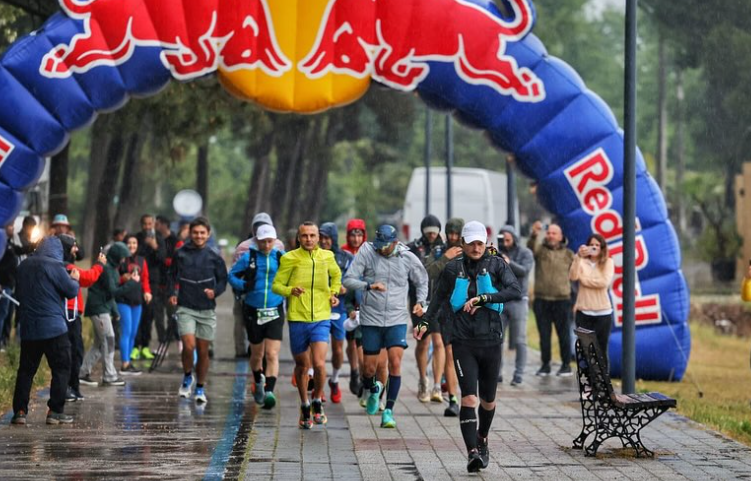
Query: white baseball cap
461,221,487,244
256,224,277,240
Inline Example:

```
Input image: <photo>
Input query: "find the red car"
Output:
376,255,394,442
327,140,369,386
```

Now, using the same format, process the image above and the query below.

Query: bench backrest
574,327,616,402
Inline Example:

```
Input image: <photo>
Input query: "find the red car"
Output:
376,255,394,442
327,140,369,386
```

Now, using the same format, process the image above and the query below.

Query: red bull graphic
39,0,291,80
0,0,690,380
0,134,13,168
299,0,544,102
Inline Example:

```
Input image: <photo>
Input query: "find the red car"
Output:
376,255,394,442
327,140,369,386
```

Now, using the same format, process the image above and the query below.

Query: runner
319,222,354,403
272,222,342,429
169,217,228,405
407,214,446,403
344,225,428,428
228,224,285,409
415,221,521,472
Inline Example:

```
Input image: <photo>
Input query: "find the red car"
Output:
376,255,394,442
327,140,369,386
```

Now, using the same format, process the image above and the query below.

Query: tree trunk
92,131,126,259
675,69,686,235
656,31,668,193
113,128,147,230
271,118,309,230
81,115,113,256
48,142,69,219
196,142,209,213
240,130,275,239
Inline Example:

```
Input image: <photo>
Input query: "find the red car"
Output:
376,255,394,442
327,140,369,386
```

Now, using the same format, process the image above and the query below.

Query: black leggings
452,340,502,403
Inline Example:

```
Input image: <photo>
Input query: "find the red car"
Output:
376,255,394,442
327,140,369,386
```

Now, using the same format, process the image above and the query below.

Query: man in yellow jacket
273,222,342,429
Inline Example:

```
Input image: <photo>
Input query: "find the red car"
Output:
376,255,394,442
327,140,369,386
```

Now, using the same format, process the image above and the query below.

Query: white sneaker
179,374,195,398
417,377,430,403
194,386,207,405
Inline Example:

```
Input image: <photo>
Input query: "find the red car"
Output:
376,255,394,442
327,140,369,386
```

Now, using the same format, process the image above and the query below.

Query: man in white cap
231,213,285,358
50,214,72,236
228,224,286,409
415,221,521,473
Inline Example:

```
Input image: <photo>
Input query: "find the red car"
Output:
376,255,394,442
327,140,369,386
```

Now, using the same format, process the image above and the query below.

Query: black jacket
169,243,227,311
136,231,166,287
425,252,522,346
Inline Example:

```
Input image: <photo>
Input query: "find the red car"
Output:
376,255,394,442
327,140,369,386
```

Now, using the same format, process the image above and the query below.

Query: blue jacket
228,247,285,309
320,223,354,319
16,237,80,341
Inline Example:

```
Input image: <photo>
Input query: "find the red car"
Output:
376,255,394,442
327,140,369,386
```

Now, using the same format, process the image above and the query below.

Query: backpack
238,249,283,293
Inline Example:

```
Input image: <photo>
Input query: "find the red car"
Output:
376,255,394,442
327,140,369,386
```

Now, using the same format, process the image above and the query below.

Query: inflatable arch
0,0,690,380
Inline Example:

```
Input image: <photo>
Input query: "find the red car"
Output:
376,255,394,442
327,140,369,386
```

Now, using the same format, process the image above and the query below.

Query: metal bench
572,327,677,457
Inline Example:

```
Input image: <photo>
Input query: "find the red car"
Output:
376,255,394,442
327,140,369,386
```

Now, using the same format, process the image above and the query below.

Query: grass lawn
527,313,751,447
0,341,51,413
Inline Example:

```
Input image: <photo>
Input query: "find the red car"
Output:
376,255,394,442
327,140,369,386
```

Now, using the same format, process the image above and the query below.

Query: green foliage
683,172,741,261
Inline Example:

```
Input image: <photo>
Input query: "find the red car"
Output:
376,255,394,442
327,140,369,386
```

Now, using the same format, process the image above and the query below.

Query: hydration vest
449,263,504,314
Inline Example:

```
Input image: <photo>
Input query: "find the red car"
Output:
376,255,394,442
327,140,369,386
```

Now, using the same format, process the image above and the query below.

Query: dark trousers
575,311,613,370
66,314,84,390
136,287,166,347
533,298,572,366
13,333,71,414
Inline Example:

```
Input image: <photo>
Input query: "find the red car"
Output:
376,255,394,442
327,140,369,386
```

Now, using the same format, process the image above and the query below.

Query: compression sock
460,407,478,451
265,376,277,393
331,368,341,383
478,406,496,439
253,370,263,384
386,375,401,410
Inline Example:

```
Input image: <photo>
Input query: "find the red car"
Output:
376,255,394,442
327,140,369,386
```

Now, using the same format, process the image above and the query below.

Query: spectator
57,234,105,402
79,242,139,388
50,214,72,236
117,235,152,375
0,224,19,352
11,236,80,425
103,228,127,255
497,225,534,386
569,233,615,369
156,216,180,346
133,214,166,361
527,221,575,377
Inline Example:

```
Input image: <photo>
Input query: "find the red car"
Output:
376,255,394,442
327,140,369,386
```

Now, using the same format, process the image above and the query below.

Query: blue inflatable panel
1,30,96,131
0,179,23,227
0,127,45,190
609,321,691,381
0,228,6,257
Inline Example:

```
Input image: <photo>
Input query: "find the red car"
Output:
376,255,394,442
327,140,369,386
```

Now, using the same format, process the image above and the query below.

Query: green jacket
84,242,139,318
527,233,574,301
272,246,342,322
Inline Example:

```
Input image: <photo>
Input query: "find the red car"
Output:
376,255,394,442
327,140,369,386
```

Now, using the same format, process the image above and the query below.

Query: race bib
330,313,341,321
257,307,280,325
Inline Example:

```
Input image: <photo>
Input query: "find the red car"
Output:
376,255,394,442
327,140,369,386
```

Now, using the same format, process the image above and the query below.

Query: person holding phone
569,233,615,369
116,235,152,376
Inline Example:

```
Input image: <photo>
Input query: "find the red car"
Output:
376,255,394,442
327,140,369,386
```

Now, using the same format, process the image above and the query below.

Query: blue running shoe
366,381,383,415
179,374,194,398
381,408,396,428
194,386,207,405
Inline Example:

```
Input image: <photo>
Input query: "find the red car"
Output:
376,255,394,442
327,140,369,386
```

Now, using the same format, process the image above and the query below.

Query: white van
402,167,515,241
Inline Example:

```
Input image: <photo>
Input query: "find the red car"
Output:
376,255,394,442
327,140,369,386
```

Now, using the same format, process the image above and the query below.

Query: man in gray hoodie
343,225,428,429
497,225,534,386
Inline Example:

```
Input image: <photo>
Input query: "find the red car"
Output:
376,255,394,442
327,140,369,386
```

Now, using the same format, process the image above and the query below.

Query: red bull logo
39,0,291,80
299,0,544,102
0,134,13,168
39,0,544,111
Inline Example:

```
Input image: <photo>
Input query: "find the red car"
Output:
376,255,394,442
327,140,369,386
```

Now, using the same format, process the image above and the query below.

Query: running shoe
194,387,208,405
140,347,155,360
46,410,74,425
311,400,327,425
329,380,342,404
253,374,266,405
11,410,26,425
120,364,142,376
299,404,312,430
101,378,126,387
430,387,443,403
366,381,383,415
130,347,141,360
349,371,361,395
359,389,368,408
467,450,483,473
179,374,195,398
71,389,85,402
380,409,396,428
263,392,277,409
65,387,77,402
510,375,523,386
79,375,98,387
477,436,489,469
444,403,460,417
535,364,551,377
417,377,430,403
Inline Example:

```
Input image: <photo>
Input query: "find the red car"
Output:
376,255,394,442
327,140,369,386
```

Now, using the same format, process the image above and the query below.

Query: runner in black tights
414,221,521,473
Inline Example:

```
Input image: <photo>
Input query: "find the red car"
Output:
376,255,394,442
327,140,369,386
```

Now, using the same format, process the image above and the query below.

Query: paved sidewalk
2,294,751,480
